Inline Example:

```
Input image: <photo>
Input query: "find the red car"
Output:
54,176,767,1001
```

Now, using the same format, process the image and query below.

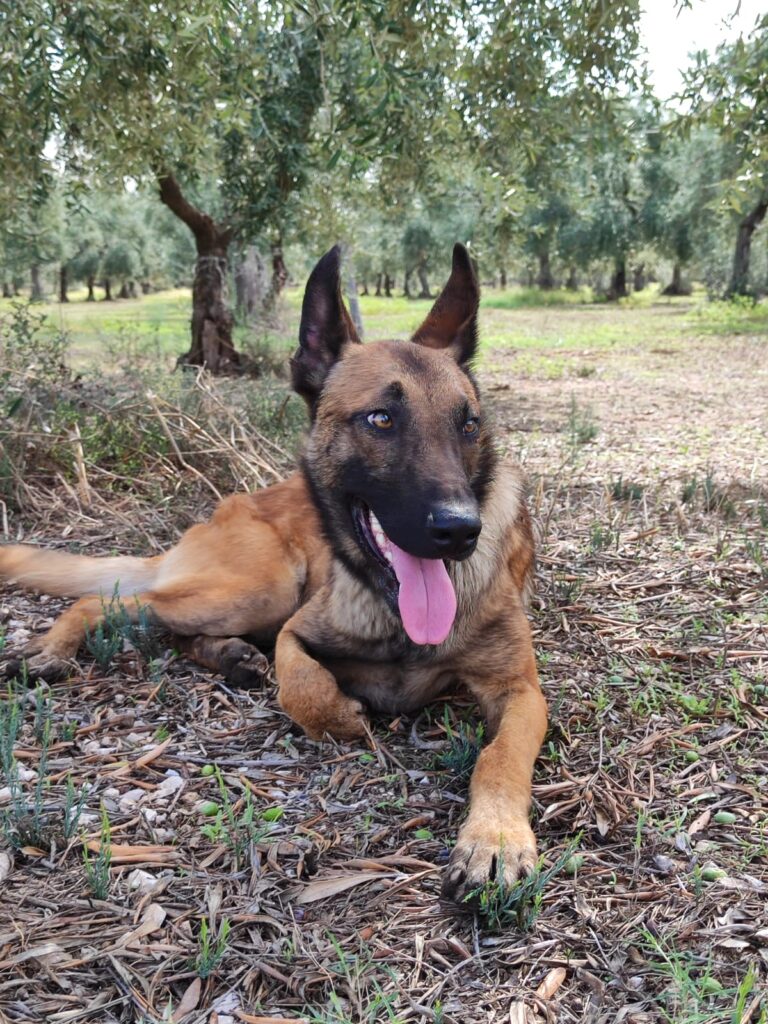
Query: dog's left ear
291,245,361,408
411,243,479,364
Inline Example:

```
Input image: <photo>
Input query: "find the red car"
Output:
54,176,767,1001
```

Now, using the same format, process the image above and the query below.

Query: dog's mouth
352,501,458,646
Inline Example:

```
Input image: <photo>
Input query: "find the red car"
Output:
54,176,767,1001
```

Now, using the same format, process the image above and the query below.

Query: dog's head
292,244,496,646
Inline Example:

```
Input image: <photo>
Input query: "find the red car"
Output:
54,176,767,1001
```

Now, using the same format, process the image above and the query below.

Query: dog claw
441,818,538,903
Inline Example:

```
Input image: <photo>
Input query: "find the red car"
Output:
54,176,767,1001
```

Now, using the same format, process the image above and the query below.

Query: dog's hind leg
6,571,304,682
174,635,270,688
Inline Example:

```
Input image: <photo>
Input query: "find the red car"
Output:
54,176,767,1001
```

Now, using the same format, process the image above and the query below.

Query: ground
0,290,767,1024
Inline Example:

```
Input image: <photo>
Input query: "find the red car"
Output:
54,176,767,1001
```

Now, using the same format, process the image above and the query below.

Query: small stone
127,869,160,894
119,788,146,811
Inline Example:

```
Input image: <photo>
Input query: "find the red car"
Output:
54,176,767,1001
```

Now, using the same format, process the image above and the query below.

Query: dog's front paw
279,675,368,742
301,692,369,742
441,816,537,902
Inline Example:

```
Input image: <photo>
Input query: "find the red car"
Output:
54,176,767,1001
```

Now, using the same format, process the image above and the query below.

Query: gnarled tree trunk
158,172,240,373
536,250,554,290
662,262,691,296
606,258,628,301
727,195,768,298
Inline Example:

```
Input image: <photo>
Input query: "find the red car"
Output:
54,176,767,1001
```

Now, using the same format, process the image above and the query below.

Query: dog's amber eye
367,411,393,430
463,417,480,436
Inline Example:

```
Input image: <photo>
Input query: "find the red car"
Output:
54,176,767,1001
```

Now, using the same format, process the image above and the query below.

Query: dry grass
0,301,766,1024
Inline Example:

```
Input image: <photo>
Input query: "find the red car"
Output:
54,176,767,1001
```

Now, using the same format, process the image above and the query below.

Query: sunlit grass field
2,284,767,374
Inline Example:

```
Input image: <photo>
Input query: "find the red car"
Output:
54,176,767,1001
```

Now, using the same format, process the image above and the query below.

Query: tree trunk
416,264,432,299
2,281,12,298
12,277,22,296
158,172,240,373
86,274,95,301
118,281,130,299
633,263,645,293
404,270,412,298
606,258,628,301
375,272,383,297
662,262,691,296
360,278,369,296
103,278,113,300
566,267,578,291
499,267,507,290
30,264,44,302
384,273,393,298
536,250,554,290
59,264,69,303
726,195,768,298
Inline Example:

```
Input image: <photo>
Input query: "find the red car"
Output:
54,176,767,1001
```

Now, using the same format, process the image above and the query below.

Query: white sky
640,0,765,98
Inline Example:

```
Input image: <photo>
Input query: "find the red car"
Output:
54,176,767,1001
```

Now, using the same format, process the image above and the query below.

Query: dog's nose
428,505,481,558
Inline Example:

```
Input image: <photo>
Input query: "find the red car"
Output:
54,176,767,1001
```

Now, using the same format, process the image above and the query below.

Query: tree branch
156,172,233,248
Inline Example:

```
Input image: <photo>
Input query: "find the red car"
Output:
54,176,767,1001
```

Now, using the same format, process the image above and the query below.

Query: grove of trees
1,2,767,371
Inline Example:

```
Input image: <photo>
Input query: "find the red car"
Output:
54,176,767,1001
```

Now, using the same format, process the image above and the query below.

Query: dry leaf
236,1016,309,1024
294,871,393,904
535,967,567,1000
117,902,166,947
172,977,201,1022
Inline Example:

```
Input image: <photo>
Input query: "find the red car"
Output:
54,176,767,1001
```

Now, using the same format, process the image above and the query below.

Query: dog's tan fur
0,246,547,899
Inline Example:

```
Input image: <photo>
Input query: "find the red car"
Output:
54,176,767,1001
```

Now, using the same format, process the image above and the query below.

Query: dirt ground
1,301,766,1024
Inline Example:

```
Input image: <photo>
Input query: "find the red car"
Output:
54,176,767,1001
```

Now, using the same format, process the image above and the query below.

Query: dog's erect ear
291,245,361,408
411,243,479,364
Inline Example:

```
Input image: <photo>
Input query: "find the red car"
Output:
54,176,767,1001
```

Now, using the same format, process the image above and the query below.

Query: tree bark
157,172,240,373
59,265,69,303
375,272,383,297
30,264,44,302
662,262,691,296
726,195,768,298
416,265,432,299
384,273,393,298
103,277,113,300
536,250,554,290
606,258,628,301
86,274,95,301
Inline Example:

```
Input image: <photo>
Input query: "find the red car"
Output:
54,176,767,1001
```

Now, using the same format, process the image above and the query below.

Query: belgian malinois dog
0,245,547,900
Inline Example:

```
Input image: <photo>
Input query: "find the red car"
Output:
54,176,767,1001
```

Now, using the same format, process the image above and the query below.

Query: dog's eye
367,411,393,430
463,417,480,436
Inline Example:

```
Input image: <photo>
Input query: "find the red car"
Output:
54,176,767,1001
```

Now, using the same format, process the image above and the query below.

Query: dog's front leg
442,659,547,901
275,607,368,741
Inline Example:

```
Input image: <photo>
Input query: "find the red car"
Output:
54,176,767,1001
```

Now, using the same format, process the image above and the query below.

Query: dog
0,244,547,900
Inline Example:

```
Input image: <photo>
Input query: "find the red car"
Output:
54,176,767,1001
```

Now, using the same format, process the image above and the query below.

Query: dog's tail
0,544,161,598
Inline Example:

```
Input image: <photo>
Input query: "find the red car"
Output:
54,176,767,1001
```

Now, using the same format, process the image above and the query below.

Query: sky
640,0,764,98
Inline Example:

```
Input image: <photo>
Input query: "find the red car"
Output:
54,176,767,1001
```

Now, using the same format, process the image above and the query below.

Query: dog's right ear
291,246,361,410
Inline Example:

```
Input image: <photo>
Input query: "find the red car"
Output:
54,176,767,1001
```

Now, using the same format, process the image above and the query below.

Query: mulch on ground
1,304,766,1024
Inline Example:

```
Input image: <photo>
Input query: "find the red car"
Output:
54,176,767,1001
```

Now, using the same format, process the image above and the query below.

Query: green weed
438,710,484,782
200,766,273,868
83,804,112,899
194,917,231,979
464,838,580,932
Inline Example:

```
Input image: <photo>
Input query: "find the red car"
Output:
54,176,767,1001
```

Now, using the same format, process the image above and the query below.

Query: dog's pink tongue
388,541,457,645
